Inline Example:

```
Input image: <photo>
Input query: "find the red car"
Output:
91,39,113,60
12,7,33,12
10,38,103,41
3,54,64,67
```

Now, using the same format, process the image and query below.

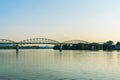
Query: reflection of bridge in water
0,38,89,52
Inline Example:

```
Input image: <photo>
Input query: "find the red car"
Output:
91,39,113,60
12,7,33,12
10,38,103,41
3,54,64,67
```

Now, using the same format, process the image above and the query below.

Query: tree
106,40,114,45
103,40,114,50
116,42,120,46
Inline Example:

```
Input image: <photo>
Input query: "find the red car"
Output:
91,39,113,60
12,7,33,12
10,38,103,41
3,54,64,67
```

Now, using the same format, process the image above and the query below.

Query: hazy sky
0,0,120,42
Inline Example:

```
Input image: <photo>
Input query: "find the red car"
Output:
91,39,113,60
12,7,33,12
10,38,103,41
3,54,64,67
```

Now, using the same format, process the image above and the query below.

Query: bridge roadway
0,38,89,52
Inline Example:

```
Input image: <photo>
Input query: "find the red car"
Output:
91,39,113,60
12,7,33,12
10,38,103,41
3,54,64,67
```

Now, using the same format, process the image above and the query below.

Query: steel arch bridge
0,38,89,44
0,38,90,52
19,38,60,44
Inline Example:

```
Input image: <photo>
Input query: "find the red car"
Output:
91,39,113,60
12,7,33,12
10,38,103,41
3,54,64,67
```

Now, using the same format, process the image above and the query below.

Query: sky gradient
0,0,120,42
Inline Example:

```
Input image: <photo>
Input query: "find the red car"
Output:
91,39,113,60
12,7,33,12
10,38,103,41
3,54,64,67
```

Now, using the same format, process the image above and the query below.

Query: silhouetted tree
103,40,114,50
106,40,113,45
116,42,120,46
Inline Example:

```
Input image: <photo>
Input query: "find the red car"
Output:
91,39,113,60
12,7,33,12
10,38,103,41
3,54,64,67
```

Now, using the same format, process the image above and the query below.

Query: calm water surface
0,49,120,80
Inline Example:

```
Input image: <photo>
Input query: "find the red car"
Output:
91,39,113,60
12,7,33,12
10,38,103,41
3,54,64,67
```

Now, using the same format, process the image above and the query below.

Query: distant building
114,45,120,50
43,45,53,49
91,46,95,50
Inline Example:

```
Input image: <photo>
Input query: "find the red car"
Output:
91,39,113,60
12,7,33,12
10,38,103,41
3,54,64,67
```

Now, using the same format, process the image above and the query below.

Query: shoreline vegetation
53,41,120,50
1,41,120,50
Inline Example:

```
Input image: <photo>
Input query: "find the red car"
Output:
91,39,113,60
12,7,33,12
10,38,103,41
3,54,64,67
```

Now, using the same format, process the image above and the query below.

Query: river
0,49,120,80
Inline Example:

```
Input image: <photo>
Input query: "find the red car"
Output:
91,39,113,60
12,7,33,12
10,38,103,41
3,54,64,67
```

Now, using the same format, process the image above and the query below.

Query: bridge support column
59,44,63,52
16,44,19,52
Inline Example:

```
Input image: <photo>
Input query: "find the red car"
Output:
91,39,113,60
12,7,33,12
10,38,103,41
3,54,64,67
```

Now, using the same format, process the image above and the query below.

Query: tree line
53,41,120,50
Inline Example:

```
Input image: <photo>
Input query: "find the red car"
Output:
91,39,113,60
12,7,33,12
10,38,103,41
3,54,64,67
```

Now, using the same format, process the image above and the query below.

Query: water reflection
1,50,120,80
16,51,19,56
16,51,19,61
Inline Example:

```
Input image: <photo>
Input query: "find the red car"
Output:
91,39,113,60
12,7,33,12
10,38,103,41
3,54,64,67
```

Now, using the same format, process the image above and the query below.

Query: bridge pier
59,44,63,52
15,44,19,52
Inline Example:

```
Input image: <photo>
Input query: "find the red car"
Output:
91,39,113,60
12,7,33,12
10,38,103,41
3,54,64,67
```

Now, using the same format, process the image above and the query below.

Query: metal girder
19,38,60,44
62,40,89,44
0,38,90,45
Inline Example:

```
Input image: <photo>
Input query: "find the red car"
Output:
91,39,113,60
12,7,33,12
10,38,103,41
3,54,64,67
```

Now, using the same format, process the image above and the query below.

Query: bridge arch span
19,38,60,44
62,40,89,44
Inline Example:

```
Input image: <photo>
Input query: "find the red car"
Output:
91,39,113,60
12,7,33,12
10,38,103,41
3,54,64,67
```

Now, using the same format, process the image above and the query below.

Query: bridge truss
19,38,60,44
62,40,89,44
0,39,16,44
0,38,89,45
